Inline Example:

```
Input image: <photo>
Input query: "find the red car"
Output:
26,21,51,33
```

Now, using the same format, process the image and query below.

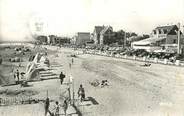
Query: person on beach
59,72,65,85
78,84,85,102
54,101,60,116
63,99,68,116
44,97,50,116
16,69,20,84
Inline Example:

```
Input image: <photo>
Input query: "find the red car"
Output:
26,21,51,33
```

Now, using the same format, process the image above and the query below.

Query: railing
0,96,42,106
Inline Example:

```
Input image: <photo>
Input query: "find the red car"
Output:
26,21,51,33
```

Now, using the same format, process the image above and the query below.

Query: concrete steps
39,70,58,80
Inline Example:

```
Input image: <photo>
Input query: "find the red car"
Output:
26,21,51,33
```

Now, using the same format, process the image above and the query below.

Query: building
100,26,114,45
36,35,70,45
91,25,114,45
57,37,70,45
72,32,90,46
36,35,48,44
91,26,104,44
48,35,57,45
132,24,184,52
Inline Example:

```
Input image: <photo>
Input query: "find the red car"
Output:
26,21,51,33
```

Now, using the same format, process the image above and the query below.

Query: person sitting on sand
20,72,25,79
140,62,151,67
144,63,151,67
101,80,109,87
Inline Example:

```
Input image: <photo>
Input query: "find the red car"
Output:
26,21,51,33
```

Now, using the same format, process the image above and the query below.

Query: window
163,29,167,34
173,39,176,44
153,30,156,34
158,29,161,34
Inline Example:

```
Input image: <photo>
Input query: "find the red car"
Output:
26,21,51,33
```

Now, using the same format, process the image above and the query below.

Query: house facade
100,26,114,45
36,35,70,45
91,25,114,45
132,25,184,52
36,35,48,44
48,35,57,45
72,32,90,46
92,26,104,44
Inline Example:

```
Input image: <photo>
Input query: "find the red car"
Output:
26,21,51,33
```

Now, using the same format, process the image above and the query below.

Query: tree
113,30,125,45
103,29,138,46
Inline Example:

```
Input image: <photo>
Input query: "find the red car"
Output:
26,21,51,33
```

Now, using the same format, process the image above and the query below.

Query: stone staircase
39,63,62,80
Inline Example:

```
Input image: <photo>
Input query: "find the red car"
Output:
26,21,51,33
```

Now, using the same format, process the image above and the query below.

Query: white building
132,25,184,53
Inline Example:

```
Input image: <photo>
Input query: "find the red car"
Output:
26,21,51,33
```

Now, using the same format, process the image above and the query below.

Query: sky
0,0,184,41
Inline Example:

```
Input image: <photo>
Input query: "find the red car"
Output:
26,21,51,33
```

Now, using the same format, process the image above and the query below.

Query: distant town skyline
0,0,184,41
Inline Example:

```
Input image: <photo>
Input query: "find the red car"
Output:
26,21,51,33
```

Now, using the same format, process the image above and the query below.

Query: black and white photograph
0,0,184,116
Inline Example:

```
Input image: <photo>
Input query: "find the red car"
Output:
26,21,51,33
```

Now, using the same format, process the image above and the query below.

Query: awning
132,37,165,45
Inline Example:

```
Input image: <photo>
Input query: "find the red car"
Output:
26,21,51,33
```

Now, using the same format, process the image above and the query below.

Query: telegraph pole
69,75,75,105
46,90,48,98
72,79,75,105
177,23,181,54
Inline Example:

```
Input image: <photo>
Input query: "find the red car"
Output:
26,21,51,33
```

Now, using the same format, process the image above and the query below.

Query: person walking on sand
63,99,68,116
78,84,85,102
59,72,65,85
16,69,20,84
44,97,50,116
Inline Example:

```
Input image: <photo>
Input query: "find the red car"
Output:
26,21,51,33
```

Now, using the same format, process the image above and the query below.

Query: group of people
44,84,85,116
13,69,25,84
44,57,86,116
59,71,86,102
44,98,68,116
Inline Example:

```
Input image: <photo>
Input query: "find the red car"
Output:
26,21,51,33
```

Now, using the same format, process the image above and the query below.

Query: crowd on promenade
59,44,184,66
